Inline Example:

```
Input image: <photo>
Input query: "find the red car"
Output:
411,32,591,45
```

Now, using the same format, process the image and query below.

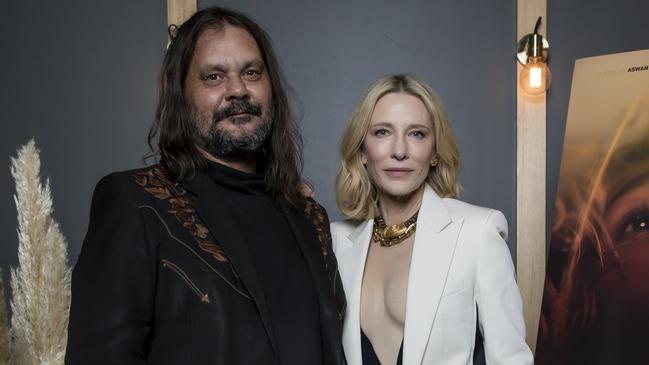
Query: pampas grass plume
9,140,71,365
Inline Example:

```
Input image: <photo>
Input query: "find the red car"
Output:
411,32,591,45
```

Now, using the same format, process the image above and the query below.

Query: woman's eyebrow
606,172,649,208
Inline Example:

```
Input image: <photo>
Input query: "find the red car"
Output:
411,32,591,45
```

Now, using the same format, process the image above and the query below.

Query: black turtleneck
205,161,323,365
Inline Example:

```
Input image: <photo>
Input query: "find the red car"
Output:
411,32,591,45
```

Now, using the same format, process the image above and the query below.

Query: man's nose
225,76,249,100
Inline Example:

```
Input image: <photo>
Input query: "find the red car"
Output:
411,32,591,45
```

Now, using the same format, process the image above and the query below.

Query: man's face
185,25,273,158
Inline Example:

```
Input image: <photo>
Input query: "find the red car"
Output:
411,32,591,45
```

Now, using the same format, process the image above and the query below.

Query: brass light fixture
517,17,551,95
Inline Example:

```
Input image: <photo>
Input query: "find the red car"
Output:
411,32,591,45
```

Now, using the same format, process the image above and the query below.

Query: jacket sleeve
65,173,155,364
475,210,534,365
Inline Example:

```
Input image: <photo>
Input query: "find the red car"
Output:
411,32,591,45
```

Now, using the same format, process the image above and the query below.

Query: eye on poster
536,49,649,364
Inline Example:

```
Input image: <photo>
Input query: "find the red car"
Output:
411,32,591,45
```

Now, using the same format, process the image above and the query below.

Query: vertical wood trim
167,0,197,29
516,0,546,354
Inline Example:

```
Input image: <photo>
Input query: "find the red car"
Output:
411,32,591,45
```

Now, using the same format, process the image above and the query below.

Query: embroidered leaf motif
304,199,330,259
304,198,345,321
197,239,227,262
133,167,228,263
146,186,172,200
186,222,209,239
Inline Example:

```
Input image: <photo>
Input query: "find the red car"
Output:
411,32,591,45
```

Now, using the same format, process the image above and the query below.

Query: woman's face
362,92,435,200
600,172,649,301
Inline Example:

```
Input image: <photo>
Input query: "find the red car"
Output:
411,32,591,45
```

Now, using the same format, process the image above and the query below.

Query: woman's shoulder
441,198,507,227
330,219,365,236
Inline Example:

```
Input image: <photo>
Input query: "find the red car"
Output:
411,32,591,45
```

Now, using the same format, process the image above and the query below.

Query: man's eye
203,73,223,81
243,69,262,80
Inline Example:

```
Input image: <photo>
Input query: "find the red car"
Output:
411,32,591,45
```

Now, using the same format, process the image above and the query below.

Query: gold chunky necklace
372,210,419,247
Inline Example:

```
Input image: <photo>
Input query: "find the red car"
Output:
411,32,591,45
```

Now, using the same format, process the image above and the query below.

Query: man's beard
198,99,272,158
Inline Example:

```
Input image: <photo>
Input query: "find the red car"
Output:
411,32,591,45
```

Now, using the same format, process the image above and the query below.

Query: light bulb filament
530,65,543,89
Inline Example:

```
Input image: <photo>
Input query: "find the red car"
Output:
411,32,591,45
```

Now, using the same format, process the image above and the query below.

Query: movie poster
536,49,649,364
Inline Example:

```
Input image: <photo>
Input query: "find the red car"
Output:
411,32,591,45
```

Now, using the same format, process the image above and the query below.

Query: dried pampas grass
6,140,71,365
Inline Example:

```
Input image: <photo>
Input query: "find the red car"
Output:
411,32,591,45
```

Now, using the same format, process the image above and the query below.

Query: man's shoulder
302,198,330,220
92,164,180,202
97,165,172,187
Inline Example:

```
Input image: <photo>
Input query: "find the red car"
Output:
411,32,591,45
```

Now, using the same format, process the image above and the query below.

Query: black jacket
65,166,346,364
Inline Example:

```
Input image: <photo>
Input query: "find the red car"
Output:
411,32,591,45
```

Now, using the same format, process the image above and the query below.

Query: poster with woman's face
537,49,649,365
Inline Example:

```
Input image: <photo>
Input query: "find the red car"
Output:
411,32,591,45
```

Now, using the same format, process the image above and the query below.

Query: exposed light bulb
520,57,552,95
530,65,543,88
516,17,552,96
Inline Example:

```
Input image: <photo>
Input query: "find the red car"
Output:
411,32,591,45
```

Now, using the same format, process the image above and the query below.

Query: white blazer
331,185,533,365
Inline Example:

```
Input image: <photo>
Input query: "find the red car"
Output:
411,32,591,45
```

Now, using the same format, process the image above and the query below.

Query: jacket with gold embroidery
65,165,346,365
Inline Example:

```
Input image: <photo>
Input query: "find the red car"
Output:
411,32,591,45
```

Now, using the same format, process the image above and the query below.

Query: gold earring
430,156,439,167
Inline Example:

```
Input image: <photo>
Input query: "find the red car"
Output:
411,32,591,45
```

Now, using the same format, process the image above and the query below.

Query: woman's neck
377,185,425,226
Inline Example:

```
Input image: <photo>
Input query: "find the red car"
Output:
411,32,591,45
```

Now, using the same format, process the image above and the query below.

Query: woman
331,75,532,364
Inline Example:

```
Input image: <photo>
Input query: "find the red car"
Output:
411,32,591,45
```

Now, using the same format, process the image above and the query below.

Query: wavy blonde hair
336,74,461,220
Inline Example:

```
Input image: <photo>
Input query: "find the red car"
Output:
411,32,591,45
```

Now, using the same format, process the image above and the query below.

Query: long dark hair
148,6,305,207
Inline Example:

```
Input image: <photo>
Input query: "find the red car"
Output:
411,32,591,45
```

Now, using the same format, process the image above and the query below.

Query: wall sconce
517,17,551,95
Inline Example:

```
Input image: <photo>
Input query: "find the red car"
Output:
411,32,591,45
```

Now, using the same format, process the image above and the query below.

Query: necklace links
372,210,419,247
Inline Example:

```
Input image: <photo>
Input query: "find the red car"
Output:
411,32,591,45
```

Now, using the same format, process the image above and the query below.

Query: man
65,7,345,364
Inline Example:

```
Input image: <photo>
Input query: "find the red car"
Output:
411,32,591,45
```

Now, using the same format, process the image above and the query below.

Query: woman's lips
384,168,414,177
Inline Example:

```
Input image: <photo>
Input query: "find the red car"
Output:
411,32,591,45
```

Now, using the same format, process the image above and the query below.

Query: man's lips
221,112,253,124
384,168,414,177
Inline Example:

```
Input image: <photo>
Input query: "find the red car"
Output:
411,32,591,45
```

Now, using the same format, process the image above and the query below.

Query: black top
206,161,323,365
361,329,403,365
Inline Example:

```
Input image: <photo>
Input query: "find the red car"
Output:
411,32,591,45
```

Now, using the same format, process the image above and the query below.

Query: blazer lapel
403,186,463,365
183,170,279,358
335,220,373,365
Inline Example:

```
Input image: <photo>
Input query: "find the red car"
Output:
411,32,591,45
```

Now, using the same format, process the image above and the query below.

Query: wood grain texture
167,0,197,28
516,0,547,353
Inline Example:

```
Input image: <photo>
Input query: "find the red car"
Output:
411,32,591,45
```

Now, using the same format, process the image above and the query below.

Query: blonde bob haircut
336,74,461,220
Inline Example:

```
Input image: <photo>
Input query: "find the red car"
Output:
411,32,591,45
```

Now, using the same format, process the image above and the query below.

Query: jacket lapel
281,200,344,364
183,170,279,359
335,220,373,365
403,186,463,365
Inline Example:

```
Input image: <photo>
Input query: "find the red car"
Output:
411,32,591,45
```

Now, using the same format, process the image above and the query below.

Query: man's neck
200,148,257,174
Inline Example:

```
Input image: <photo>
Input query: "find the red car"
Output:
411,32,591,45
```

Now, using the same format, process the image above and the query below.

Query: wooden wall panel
516,0,547,353
167,0,197,28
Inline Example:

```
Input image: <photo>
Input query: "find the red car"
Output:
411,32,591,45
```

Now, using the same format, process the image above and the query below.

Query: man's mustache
212,100,262,122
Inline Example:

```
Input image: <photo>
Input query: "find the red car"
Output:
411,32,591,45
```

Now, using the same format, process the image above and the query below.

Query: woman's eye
409,130,426,138
373,128,389,136
622,213,649,234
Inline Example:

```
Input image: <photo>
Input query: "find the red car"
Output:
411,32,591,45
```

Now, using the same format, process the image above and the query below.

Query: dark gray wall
1,1,166,300
200,0,518,240
1,0,519,295
547,0,649,244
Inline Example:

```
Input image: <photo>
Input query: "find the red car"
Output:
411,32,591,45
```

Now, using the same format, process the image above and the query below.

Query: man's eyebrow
242,59,265,69
198,59,265,74
199,63,228,73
